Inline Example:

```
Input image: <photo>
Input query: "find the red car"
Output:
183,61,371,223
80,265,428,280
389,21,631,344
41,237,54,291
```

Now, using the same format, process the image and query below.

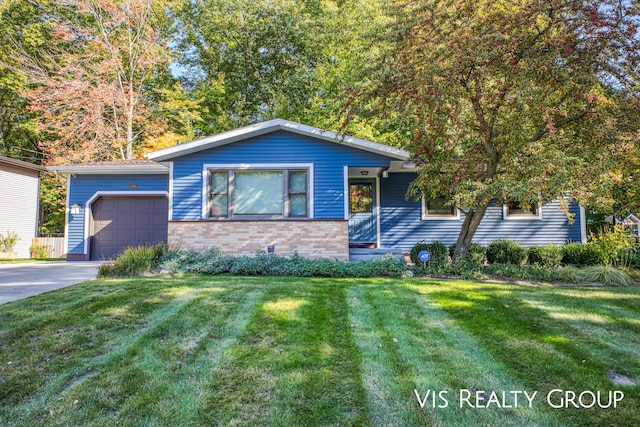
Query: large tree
360,0,640,258
0,0,50,162
23,0,173,163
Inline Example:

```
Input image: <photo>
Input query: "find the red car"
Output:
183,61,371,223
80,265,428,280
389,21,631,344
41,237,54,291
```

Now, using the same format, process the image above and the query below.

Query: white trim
201,163,315,219
148,119,410,162
201,166,209,219
376,176,381,248
421,197,461,220
82,191,169,257
502,202,543,221
580,206,587,244
168,162,174,221
343,166,349,220
63,176,71,255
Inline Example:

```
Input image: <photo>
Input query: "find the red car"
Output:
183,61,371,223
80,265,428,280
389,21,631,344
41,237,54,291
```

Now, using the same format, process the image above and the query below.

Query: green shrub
410,241,449,266
562,242,602,267
160,247,232,274
486,240,527,265
0,231,19,252
528,244,563,268
590,225,638,267
98,243,168,277
576,266,633,286
156,249,407,278
463,243,486,265
29,245,49,259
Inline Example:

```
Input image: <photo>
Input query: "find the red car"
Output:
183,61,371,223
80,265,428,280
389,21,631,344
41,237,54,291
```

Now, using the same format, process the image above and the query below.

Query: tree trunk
453,203,490,260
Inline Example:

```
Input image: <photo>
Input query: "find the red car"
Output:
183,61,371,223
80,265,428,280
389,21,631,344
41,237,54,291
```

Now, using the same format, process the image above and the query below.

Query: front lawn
1,276,639,426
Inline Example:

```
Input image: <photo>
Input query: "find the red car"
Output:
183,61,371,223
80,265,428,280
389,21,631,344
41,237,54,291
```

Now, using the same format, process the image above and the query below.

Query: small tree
0,231,19,252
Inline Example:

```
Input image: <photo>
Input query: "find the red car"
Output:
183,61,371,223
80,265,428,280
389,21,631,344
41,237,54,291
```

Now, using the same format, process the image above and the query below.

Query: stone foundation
168,220,349,260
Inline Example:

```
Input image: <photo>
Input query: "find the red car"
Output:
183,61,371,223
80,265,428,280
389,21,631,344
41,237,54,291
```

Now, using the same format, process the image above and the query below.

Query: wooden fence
31,237,65,258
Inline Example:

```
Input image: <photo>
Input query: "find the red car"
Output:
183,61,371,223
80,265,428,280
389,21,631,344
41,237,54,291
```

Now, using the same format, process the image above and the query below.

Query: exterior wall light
70,204,81,215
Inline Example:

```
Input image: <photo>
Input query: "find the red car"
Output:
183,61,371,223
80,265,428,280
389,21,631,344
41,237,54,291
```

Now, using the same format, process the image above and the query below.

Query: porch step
349,248,405,262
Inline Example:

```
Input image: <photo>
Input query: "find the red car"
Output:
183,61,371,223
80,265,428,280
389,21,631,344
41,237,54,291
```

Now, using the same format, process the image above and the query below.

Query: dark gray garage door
90,196,168,260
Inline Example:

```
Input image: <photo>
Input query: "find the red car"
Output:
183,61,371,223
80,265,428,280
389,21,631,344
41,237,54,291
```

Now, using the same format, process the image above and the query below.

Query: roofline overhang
47,164,169,176
146,119,411,162
0,156,45,172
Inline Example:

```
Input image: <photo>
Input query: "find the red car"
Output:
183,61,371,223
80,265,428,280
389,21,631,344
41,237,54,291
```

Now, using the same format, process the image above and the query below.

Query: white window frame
503,201,543,220
421,197,460,221
201,163,314,219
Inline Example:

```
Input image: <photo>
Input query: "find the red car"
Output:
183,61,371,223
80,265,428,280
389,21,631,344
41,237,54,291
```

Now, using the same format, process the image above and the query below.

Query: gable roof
0,155,45,172
146,119,411,162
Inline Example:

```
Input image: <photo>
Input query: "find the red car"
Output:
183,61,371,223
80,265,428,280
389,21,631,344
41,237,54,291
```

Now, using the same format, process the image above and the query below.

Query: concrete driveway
0,261,102,305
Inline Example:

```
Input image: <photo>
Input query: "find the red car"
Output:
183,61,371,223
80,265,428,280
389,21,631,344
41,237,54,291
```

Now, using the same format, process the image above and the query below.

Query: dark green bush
98,243,168,277
154,249,408,278
562,242,602,267
410,241,449,266
486,240,527,265
463,243,486,265
160,247,232,274
528,244,563,268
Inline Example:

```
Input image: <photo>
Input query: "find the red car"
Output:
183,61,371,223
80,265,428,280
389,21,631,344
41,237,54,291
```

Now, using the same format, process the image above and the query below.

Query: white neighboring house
0,155,45,258
622,214,640,239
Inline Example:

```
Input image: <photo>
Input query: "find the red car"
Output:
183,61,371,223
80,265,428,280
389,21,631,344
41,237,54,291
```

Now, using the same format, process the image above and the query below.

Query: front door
348,179,377,246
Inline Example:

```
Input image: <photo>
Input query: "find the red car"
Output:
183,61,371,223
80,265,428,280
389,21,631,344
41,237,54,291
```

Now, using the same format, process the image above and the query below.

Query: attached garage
90,195,168,260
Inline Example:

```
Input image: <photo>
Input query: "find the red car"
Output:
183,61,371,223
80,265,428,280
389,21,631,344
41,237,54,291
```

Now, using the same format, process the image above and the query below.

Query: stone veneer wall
168,220,349,261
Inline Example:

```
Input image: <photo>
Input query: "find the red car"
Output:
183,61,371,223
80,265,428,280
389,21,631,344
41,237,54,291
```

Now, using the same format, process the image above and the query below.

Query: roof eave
0,156,46,172
48,165,169,175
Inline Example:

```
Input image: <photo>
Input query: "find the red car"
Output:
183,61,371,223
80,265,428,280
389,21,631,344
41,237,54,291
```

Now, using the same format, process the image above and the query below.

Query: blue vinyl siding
171,130,394,220
67,174,169,255
380,173,582,252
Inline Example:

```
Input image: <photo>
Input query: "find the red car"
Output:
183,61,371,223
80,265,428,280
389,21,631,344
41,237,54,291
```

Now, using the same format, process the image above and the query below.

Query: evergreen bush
486,240,527,265
410,241,449,266
463,243,486,265
528,244,563,268
562,242,602,267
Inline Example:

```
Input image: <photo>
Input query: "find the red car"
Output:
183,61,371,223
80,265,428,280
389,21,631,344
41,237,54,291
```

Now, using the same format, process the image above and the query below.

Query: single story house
50,119,586,261
0,155,45,258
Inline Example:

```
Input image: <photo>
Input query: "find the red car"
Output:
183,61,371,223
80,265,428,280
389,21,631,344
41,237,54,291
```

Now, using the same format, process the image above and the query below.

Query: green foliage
29,245,48,259
486,240,527,265
528,244,563,268
38,173,65,235
576,266,633,287
463,243,486,265
160,247,233,275
0,231,19,252
410,241,449,266
357,0,640,256
589,225,638,268
98,244,168,278
153,249,407,279
562,242,603,267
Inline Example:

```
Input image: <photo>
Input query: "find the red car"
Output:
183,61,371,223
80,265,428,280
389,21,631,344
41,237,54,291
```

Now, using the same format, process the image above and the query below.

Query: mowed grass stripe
1,279,262,426
352,282,559,427
422,281,640,427
0,277,195,408
200,281,368,426
347,285,427,426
